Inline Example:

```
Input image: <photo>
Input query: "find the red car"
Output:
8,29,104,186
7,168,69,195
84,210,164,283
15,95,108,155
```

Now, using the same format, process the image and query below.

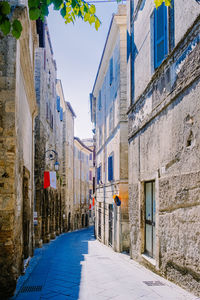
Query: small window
57,96,60,112
89,153,92,160
154,3,168,69
97,165,101,184
60,107,63,121
89,170,92,181
108,155,113,181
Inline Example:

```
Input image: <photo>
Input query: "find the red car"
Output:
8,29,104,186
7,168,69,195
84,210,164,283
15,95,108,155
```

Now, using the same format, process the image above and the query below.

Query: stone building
0,1,38,297
90,5,129,252
82,138,96,224
34,21,64,246
56,79,76,232
127,0,200,296
73,137,92,229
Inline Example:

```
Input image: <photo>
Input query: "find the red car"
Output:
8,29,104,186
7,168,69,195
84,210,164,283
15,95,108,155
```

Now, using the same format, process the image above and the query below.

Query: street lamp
54,160,59,171
44,149,60,171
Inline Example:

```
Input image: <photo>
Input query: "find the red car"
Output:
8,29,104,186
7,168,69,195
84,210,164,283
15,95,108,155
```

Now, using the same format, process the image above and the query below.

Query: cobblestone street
10,227,199,300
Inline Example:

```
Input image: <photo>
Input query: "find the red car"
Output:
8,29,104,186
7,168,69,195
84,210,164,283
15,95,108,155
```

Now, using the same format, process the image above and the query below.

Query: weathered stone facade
34,21,64,247
90,5,129,253
0,2,38,297
56,80,76,232
73,137,91,229
127,0,200,296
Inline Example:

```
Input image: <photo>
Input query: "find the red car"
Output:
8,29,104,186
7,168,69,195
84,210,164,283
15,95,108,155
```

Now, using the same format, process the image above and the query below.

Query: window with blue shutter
109,57,113,86
154,3,168,69
97,165,101,184
108,155,113,181
57,96,60,112
60,107,63,121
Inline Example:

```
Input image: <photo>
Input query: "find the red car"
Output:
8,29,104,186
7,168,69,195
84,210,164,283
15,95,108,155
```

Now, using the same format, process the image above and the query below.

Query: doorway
145,181,156,258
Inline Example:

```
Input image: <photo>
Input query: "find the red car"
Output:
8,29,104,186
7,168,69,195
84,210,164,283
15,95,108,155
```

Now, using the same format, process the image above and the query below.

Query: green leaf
71,0,77,9
29,7,41,20
83,3,89,13
53,0,63,10
12,19,22,33
28,0,40,8
165,0,171,6
0,18,11,35
95,18,100,31
154,0,163,9
89,15,95,25
0,1,11,15
89,4,95,15
41,4,49,16
60,4,66,17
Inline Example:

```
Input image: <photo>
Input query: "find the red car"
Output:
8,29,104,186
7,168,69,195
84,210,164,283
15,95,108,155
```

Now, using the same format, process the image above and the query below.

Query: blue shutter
57,96,60,112
60,107,63,121
108,156,113,181
97,167,100,184
109,57,113,85
154,3,168,69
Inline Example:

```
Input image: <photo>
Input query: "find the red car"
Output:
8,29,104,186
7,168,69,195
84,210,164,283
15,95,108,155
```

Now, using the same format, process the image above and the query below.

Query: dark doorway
98,208,101,239
81,214,84,227
68,212,71,231
22,168,31,259
85,214,88,227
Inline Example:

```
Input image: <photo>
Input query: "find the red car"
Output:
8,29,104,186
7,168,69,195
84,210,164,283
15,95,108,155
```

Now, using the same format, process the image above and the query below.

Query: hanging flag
50,171,56,189
92,197,95,206
44,171,50,189
89,204,91,209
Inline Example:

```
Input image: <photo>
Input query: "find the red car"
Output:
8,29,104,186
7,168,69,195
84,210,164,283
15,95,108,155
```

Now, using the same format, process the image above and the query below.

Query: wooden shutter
154,3,168,69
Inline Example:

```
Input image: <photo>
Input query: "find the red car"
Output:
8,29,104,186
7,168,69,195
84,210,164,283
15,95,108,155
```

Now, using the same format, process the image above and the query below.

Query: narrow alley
11,227,199,300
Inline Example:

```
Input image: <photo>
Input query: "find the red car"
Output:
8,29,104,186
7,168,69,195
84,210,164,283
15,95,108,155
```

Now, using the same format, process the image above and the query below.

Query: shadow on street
11,226,95,300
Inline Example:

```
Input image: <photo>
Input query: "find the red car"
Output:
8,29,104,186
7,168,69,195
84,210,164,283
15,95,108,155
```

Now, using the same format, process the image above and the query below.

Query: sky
47,1,120,139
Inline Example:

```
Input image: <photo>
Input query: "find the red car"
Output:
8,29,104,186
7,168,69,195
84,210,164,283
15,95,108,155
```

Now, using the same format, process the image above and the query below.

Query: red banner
44,171,50,189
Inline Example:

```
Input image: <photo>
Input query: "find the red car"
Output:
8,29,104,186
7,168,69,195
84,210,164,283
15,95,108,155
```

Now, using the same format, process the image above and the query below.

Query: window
109,57,113,85
89,189,92,199
97,165,101,184
153,3,168,69
108,155,113,181
89,170,92,181
145,181,156,258
57,96,60,112
89,153,92,160
60,107,63,121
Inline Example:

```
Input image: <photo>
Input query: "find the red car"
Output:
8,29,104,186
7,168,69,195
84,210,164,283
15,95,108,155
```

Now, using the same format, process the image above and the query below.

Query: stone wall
0,6,37,297
128,8,200,295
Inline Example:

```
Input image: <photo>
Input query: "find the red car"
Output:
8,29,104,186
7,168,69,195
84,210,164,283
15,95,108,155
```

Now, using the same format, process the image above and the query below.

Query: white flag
50,171,56,189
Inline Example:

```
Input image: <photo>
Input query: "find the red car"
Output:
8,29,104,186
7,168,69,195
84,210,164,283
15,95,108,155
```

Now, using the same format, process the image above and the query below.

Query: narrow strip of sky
47,1,119,139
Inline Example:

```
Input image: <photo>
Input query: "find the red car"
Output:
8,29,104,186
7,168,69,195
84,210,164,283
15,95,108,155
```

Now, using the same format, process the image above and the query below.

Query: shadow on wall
11,227,95,300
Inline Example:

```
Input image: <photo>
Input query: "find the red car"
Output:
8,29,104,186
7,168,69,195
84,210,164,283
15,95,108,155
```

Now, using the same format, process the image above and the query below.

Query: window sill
142,253,156,266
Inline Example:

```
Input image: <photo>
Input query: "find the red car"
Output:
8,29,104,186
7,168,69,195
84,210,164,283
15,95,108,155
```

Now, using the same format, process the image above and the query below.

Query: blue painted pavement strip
11,227,95,300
